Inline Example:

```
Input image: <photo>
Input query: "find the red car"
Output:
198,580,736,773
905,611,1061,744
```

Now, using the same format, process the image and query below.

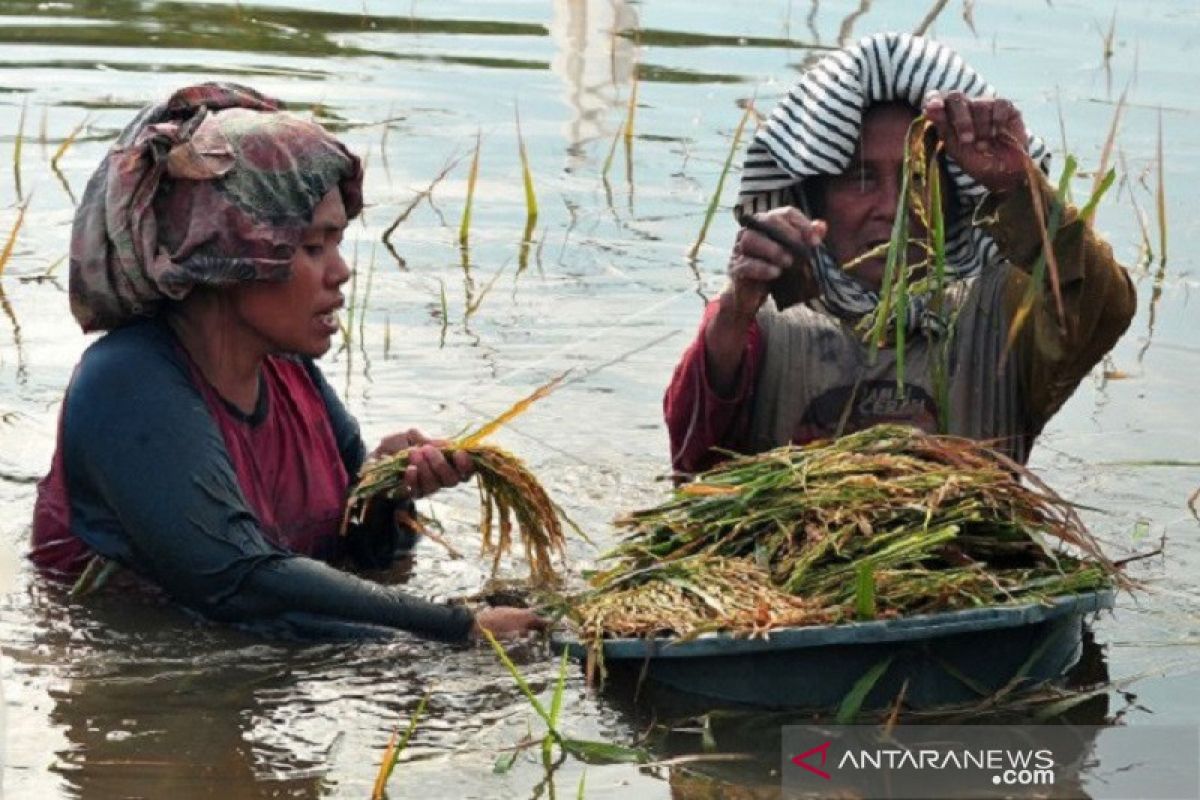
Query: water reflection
603,630,1115,799
549,0,639,157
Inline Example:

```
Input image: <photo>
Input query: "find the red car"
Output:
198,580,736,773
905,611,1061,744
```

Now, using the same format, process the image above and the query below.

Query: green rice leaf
837,656,894,723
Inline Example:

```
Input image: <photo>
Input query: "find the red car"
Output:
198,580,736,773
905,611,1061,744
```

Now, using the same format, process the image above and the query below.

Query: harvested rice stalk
569,425,1124,650
343,375,572,586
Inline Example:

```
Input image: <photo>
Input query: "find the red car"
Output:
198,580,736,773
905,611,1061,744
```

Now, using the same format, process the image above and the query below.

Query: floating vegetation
344,375,574,585
464,264,505,320
371,692,428,800
622,65,639,190
601,58,640,192
687,101,755,261
566,425,1123,678
913,0,952,36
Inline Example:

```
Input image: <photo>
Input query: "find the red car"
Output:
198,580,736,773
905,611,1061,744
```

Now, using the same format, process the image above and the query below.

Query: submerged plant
458,130,482,250
688,101,755,261
481,629,648,770
371,692,428,800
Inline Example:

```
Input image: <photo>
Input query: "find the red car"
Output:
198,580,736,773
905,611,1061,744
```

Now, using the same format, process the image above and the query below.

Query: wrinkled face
229,188,350,358
812,103,933,292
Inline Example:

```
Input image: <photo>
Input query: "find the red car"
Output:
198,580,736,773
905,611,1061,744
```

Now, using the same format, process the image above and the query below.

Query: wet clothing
70,82,363,332
665,173,1137,473
31,318,474,642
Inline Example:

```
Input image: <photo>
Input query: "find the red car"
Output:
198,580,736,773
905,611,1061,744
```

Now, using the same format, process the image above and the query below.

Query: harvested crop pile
570,425,1122,650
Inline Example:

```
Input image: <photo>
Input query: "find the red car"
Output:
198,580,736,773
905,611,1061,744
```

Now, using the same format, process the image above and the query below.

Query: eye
302,244,324,257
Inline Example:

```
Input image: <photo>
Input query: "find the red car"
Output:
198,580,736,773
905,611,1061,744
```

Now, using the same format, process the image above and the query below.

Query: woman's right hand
725,207,826,320
472,606,548,640
703,207,826,397
372,428,474,499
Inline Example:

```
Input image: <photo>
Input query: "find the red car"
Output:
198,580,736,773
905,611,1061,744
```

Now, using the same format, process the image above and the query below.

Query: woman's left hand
923,90,1029,196
372,429,474,498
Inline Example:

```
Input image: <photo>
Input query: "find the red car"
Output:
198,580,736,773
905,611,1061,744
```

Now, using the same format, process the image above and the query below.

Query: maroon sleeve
664,300,764,475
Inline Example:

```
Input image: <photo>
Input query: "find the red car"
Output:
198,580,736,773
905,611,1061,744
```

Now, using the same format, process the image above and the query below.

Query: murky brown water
0,1,1197,797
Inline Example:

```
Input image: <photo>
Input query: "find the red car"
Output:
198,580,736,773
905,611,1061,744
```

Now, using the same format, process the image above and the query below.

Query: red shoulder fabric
30,403,87,578
663,300,765,475
183,354,349,561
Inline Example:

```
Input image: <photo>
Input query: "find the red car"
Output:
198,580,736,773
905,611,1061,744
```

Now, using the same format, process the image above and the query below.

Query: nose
326,247,352,288
870,171,903,224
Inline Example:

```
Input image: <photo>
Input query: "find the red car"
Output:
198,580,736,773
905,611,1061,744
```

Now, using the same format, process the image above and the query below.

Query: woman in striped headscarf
665,32,1135,473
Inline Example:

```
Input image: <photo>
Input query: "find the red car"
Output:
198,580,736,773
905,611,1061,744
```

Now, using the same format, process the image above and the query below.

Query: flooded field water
0,1,1197,797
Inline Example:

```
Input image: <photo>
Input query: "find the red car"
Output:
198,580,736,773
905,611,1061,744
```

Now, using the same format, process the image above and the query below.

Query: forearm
223,556,475,642
665,300,762,474
982,172,1136,423
704,292,757,397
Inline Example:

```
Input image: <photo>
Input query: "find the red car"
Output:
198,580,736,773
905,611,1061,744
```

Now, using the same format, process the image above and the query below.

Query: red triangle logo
791,740,832,780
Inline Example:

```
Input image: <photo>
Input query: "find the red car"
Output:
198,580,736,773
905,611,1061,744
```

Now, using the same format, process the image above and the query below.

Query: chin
279,338,332,359
852,261,886,293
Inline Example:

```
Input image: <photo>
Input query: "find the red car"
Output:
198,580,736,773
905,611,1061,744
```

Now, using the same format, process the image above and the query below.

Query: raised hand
923,90,1029,195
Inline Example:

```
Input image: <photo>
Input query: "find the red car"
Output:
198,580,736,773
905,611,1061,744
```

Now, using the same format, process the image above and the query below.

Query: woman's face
812,103,942,292
228,188,351,358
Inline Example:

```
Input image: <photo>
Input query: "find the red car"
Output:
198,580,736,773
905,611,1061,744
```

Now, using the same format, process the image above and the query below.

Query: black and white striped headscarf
737,32,1049,331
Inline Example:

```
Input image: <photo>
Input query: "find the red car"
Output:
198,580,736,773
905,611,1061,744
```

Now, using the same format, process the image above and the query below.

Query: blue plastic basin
556,591,1114,709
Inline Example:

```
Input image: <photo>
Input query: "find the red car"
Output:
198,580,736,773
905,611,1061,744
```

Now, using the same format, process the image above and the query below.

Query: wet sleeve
980,172,1137,432
664,300,764,475
63,337,474,642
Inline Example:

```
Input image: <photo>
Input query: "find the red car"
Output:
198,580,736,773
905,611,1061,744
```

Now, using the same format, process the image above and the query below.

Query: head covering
736,32,1049,332
69,82,363,332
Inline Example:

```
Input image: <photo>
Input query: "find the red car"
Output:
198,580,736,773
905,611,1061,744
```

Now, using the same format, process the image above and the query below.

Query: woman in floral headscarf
665,33,1135,474
31,83,541,642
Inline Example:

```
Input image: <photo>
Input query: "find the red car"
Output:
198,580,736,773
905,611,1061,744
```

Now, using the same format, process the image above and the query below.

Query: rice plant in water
370,692,428,799
688,101,755,262
458,130,482,251
481,629,647,769
0,198,30,278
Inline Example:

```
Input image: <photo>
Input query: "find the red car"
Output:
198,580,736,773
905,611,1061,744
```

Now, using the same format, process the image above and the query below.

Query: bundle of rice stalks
576,557,836,643
344,377,572,586
569,425,1123,645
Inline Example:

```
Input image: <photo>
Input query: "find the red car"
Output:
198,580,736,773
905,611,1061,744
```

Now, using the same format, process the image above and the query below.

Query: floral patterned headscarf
69,82,363,332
